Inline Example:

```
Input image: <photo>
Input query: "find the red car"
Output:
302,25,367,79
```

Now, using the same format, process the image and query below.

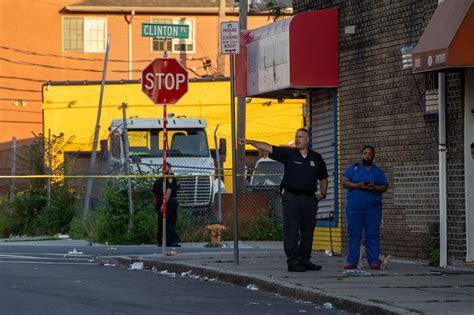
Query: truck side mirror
219,138,227,162
99,139,108,159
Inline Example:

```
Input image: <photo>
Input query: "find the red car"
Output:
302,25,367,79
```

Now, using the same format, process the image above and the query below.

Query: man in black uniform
152,163,180,247
239,128,328,272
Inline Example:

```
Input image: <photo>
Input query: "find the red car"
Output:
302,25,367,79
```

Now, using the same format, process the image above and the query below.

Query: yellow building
42,78,304,191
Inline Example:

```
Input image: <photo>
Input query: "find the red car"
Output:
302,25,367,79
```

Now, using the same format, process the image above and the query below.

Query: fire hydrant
207,224,226,246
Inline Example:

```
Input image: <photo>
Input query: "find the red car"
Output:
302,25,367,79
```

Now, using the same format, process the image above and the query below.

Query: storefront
412,0,474,264
235,9,341,252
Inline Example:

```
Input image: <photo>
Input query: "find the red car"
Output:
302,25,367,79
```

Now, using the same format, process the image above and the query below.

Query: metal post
162,102,168,255
47,129,52,208
236,0,248,193
9,137,16,202
83,34,111,220
214,125,222,222
122,103,134,233
439,72,447,267
230,54,239,264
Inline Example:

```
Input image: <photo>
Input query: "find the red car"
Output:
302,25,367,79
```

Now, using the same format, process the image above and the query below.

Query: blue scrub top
343,163,388,211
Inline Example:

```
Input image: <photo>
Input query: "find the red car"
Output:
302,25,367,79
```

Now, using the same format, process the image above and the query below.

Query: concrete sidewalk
98,242,474,315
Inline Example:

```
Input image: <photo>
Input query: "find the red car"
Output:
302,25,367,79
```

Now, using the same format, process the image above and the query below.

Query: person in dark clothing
239,128,328,272
152,163,180,247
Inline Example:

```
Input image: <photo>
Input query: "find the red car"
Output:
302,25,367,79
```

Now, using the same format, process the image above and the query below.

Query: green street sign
141,23,189,39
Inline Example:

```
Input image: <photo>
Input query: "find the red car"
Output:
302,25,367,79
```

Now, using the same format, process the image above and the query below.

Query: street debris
323,302,333,309
165,251,178,256
129,262,144,270
64,248,83,257
249,302,260,305
181,270,193,277
324,249,333,257
344,269,373,276
160,270,176,277
246,284,259,291
106,247,117,251
104,263,116,267
298,310,307,313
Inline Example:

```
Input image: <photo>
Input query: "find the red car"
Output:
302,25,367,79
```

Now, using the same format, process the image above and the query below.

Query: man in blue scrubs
342,146,388,270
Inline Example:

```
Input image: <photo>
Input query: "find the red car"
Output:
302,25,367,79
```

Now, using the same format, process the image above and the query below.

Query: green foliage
422,222,440,266
241,209,283,241
6,132,78,237
176,206,209,242
69,217,88,240
86,181,157,244
8,189,47,236
43,185,77,234
267,2,286,22
7,184,78,236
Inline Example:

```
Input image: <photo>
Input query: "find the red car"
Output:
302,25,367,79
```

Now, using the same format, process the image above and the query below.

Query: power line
0,75,51,83
0,86,38,93
0,56,139,73
0,45,149,63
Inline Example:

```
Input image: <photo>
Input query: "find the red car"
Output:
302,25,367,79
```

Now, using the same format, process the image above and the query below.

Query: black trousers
156,199,179,245
282,191,318,267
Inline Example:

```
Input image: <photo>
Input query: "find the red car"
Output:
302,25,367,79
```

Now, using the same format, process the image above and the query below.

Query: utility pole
217,0,226,75
236,0,248,191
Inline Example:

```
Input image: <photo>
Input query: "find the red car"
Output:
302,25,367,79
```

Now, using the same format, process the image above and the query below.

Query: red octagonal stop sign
141,58,189,104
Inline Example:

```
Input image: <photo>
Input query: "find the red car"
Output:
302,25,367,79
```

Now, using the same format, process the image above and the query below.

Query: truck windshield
127,128,210,158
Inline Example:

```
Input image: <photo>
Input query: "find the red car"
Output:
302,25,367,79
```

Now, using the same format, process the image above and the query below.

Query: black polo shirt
269,146,328,195
152,173,178,199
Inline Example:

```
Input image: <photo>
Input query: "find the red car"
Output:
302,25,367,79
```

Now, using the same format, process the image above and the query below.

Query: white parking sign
220,21,240,55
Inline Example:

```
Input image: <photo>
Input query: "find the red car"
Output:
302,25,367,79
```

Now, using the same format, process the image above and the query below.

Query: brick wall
294,0,466,260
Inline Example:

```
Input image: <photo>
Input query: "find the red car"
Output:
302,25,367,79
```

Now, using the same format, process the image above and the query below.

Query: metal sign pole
230,54,239,265
162,102,168,255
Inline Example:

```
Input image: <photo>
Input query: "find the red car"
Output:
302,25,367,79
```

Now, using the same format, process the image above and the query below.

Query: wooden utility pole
217,0,226,75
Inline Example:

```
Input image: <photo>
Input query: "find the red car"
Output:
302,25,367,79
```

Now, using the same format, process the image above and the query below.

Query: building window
424,72,439,115
151,18,195,54
152,19,173,52
63,17,106,52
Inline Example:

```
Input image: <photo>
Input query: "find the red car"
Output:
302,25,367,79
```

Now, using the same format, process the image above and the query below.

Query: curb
97,255,412,315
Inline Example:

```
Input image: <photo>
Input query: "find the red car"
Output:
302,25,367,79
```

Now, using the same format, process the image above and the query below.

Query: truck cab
108,117,215,214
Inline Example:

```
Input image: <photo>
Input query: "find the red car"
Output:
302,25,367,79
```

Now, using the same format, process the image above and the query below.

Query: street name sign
220,21,240,55
142,23,189,39
141,58,189,104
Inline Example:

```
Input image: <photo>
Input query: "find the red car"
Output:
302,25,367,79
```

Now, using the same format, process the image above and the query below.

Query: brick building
292,0,473,265
0,0,271,147
237,0,474,265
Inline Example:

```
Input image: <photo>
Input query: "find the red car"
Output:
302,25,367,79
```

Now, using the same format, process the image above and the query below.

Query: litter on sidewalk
129,262,144,270
344,269,373,276
246,284,259,291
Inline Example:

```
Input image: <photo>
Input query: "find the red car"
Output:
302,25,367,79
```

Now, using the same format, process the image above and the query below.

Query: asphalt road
0,241,351,315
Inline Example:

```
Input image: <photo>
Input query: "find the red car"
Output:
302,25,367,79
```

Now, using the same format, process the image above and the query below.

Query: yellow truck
42,78,305,192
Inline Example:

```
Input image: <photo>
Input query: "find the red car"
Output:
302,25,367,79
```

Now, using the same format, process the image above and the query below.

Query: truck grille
177,175,212,206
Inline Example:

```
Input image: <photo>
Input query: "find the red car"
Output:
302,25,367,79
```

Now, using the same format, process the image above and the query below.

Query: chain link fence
0,130,295,244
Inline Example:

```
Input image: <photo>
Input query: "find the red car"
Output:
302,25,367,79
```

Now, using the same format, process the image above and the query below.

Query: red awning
235,9,338,98
412,0,474,73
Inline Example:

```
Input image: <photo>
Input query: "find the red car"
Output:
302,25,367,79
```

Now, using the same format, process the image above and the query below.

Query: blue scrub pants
346,207,382,265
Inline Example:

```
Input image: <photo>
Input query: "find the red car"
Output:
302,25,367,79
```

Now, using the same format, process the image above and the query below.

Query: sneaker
343,263,357,270
288,264,306,272
304,262,322,271
370,263,381,270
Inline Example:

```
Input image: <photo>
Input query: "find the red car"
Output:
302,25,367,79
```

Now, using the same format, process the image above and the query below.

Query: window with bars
424,72,439,115
63,17,106,53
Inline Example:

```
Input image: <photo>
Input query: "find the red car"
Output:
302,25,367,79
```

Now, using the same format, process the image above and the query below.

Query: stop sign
141,58,189,104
